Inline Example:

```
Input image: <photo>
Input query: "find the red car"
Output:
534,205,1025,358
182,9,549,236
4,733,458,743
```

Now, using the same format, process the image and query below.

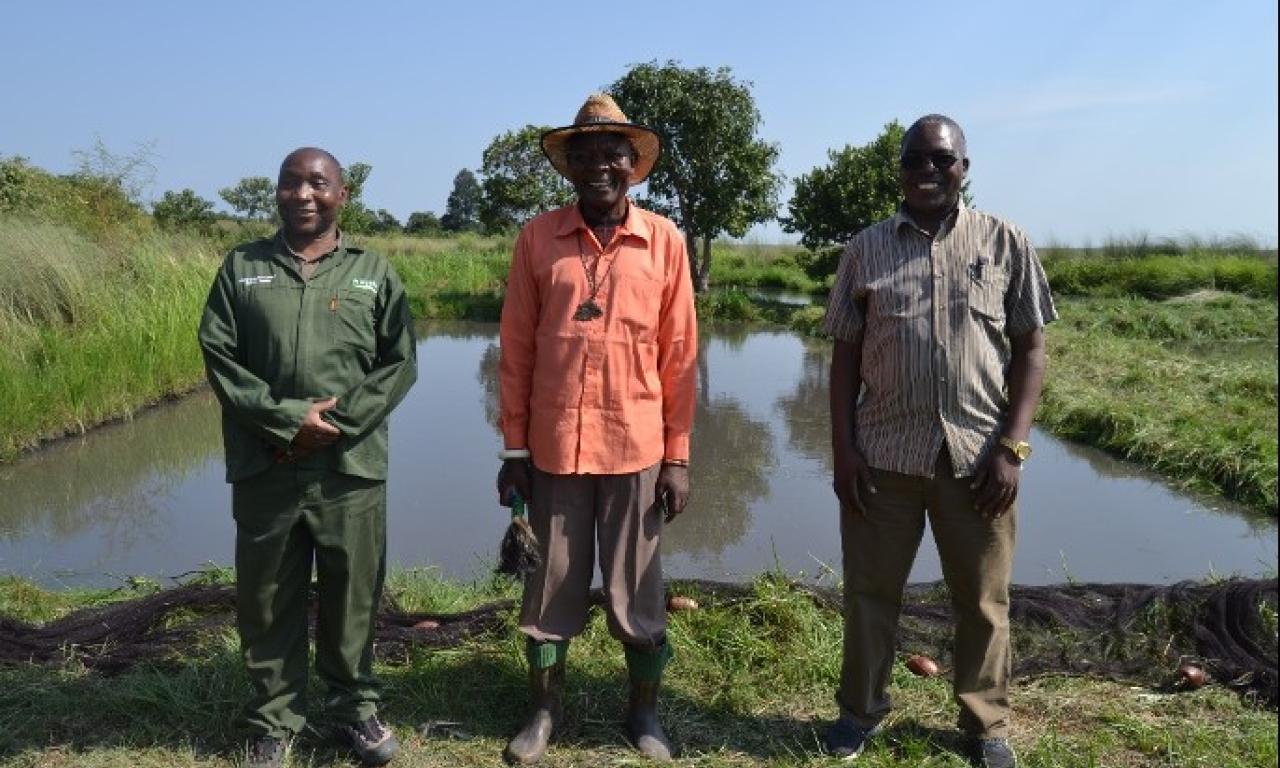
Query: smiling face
899,121,969,220
565,131,636,221
276,148,348,240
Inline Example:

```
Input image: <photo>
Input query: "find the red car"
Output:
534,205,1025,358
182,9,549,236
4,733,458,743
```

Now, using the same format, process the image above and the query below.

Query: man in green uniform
199,147,417,768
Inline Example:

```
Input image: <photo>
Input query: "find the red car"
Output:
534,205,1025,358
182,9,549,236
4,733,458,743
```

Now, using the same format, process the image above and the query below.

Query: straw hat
541,93,661,184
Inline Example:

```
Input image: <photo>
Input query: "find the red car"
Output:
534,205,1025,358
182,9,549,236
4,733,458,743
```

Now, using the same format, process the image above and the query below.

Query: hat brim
541,123,661,185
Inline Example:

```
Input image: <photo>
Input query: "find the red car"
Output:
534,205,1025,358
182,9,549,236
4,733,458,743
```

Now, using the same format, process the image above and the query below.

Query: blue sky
3,0,1276,245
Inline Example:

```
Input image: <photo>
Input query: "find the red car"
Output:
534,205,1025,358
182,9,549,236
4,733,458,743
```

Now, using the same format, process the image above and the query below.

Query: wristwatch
998,436,1032,463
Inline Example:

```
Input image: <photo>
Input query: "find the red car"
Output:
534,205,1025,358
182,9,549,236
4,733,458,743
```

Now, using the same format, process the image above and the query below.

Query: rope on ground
0,577,1273,706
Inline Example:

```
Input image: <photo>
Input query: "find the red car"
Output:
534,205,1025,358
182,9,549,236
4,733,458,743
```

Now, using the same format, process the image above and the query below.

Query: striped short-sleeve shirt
823,202,1057,478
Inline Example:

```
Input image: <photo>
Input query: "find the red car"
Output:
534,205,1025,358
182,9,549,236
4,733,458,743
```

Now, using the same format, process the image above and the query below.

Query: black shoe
335,715,400,766
244,734,288,768
964,737,1018,768
821,717,880,759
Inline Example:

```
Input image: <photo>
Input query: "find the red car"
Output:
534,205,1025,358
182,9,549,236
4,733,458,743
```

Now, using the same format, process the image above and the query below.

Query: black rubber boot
503,662,564,764
625,679,673,761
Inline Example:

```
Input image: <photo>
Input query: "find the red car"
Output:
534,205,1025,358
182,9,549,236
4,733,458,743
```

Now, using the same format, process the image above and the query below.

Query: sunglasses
900,152,962,172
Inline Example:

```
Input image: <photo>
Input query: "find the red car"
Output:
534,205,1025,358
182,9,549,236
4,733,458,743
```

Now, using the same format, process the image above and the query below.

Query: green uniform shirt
198,233,418,483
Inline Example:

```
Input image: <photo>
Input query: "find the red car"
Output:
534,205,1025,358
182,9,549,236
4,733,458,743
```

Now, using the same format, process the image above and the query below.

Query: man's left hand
655,464,690,522
970,448,1020,518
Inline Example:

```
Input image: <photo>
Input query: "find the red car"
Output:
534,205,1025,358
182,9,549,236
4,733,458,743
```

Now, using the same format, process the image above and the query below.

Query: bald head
903,115,967,159
280,147,343,179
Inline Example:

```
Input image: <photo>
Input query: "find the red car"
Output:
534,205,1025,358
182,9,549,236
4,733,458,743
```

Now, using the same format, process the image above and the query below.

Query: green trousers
232,464,387,737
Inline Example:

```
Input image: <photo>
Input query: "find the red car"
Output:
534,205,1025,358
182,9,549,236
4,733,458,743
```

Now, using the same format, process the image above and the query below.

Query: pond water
0,322,1273,589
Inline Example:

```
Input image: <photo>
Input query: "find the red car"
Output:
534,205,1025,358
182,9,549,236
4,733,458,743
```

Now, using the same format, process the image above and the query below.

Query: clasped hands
277,397,341,462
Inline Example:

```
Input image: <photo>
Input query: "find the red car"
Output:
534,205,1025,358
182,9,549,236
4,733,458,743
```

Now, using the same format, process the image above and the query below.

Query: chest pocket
967,262,1008,322
329,288,378,350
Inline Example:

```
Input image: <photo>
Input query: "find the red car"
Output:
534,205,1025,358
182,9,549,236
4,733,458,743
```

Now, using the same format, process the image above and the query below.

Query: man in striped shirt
821,115,1056,768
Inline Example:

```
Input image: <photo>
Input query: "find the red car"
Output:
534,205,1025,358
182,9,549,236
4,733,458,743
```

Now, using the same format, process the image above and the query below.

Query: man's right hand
292,397,341,452
833,446,878,516
496,458,532,507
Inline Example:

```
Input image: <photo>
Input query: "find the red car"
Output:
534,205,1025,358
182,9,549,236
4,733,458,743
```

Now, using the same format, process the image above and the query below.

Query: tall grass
0,217,218,459
1040,237,1277,299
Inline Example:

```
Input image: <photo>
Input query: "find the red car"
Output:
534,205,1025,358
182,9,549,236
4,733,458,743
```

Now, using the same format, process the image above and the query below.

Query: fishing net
1,577,1274,706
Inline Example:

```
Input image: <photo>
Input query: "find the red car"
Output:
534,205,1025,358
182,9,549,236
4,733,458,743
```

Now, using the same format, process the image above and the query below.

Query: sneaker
821,716,880,759
334,715,400,766
244,734,288,768
964,737,1018,768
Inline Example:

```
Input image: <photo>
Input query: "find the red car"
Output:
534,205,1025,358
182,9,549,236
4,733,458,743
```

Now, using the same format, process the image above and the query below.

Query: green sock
624,641,673,682
526,638,568,669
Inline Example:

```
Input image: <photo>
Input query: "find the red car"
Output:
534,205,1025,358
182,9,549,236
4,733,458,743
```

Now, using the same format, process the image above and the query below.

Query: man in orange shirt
496,93,698,764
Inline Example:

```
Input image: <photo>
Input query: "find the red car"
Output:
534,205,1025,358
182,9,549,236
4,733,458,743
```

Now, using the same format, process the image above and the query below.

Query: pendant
573,300,603,321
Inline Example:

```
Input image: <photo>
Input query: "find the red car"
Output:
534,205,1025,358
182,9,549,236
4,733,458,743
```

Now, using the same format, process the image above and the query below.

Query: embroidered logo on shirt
351,278,378,293
237,275,275,286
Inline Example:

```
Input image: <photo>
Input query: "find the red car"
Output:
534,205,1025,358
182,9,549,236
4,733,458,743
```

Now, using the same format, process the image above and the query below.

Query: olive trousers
232,465,387,737
838,449,1017,739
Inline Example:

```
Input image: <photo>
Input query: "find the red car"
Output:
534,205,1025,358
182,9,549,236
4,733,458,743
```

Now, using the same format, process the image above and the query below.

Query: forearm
829,337,863,456
1003,328,1047,440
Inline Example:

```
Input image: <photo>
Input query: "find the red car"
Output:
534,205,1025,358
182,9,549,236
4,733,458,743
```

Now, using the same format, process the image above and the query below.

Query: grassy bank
0,218,220,460
0,572,1275,767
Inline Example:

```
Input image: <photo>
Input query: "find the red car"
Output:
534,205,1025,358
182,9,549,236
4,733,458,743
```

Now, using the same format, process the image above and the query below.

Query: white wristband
498,448,531,461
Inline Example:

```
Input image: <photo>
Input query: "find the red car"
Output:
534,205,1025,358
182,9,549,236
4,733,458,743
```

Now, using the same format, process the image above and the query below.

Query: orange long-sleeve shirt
498,202,697,475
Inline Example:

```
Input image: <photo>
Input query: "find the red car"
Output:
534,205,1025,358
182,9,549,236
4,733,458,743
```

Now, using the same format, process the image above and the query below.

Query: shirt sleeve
1004,226,1058,338
822,239,866,341
325,261,419,438
498,226,538,450
197,256,312,447
657,228,698,462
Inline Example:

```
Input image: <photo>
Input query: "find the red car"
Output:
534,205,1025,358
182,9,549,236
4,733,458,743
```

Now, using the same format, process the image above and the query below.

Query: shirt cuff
663,432,690,464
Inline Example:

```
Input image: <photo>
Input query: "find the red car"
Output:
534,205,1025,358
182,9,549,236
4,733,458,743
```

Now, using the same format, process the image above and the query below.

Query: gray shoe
821,717,880,759
243,734,288,768
504,662,565,764
335,715,399,766
964,737,1018,768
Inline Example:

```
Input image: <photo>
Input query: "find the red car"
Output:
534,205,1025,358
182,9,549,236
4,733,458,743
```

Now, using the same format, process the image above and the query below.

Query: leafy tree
783,120,972,281
218,176,276,221
71,136,157,205
338,162,376,233
479,125,573,232
368,208,402,234
152,188,217,234
404,210,442,236
610,61,782,292
441,169,482,233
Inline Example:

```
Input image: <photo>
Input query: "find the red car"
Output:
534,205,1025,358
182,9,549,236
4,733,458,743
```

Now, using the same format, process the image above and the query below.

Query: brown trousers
518,463,666,649
839,449,1016,738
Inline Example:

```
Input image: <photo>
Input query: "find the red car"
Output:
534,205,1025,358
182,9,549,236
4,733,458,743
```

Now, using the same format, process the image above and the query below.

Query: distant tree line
123,60,948,288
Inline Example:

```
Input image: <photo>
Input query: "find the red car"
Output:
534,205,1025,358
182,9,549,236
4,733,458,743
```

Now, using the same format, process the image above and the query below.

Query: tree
338,162,376,233
368,208,402,234
610,61,782,292
218,176,276,221
404,211,442,236
152,188,217,234
441,169,482,233
782,120,972,281
479,125,573,233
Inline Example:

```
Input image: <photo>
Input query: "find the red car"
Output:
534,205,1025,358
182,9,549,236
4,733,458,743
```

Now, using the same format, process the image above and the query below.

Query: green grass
1041,295,1277,512
0,573,1274,767
0,218,220,460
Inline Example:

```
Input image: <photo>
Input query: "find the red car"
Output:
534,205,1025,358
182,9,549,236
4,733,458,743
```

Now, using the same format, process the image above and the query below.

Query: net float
905,654,940,678
1177,662,1206,689
667,595,699,612
412,619,440,630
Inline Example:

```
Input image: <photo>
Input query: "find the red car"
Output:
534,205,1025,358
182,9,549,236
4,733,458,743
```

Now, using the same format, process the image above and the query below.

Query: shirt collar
553,199,651,245
893,197,967,235
275,229,345,260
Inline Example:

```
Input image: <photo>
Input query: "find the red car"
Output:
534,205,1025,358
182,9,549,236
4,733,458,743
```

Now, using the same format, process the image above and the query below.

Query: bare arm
830,335,877,514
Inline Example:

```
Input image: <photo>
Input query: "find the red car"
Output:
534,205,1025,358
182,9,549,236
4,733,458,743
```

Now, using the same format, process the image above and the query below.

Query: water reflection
0,322,1272,588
